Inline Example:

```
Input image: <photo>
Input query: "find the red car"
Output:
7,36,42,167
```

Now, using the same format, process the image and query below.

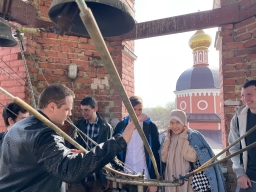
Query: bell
0,22,17,47
48,0,135,37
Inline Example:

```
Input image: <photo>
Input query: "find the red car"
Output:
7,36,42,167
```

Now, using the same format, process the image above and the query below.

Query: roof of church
175,66,220,91
187,113,221,122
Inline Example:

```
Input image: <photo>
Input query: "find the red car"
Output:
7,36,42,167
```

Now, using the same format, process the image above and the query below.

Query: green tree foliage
143,101,176,130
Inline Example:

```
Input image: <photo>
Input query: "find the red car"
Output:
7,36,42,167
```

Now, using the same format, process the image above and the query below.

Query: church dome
189,30,212,50
175,66,220,91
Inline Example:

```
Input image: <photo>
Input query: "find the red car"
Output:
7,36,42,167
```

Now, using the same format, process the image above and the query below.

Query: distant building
174,30,222,155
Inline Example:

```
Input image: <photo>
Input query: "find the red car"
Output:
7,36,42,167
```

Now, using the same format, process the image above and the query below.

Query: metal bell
48,0,135,37
0,22,17,47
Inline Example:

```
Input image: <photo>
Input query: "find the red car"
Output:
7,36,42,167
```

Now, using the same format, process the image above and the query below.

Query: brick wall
0,0,136,133
219,1,256,191
0,45,27,132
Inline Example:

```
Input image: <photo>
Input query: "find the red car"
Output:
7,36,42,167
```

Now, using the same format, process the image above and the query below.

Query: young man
0,84,135,192
0,102,29,149
68,96,113,192
229,80,256,192
113,96,160,192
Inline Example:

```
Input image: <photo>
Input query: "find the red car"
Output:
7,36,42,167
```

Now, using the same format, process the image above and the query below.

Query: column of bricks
220,1,256,189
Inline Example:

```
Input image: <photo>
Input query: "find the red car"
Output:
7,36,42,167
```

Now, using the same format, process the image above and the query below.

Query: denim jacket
188,129,226,192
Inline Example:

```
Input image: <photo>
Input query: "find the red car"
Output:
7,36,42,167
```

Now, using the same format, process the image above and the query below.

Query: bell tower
174,29,222,153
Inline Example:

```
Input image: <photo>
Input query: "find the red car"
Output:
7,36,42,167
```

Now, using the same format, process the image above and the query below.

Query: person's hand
138,114,148,122
237,175,252,189
103,180,112,191
183,125,188,134
166,125,172,139
146,186,157,192
122,122,135,143
70,149,83,153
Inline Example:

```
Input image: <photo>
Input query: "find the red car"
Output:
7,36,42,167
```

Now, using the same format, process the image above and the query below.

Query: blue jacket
188,129,226,192
113,115,161,179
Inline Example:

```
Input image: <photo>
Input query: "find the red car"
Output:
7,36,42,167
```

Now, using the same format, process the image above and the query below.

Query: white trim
214,94,216,113
190,94,192,113
174,88,220,97
197,100,208,110
180,101,186,110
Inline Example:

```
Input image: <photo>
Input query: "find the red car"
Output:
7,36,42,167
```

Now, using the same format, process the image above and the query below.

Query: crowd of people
0,80,255,192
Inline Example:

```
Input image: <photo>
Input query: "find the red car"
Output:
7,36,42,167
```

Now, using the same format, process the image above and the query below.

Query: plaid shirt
83,118,100,150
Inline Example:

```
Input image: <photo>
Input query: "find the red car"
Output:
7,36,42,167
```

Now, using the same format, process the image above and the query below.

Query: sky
133,0,219,108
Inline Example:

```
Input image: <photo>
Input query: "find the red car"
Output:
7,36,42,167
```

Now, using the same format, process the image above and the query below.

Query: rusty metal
106,175,184,187
48,0,135,37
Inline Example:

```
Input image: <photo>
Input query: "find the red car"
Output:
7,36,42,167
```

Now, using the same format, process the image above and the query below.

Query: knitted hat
169,109,187,126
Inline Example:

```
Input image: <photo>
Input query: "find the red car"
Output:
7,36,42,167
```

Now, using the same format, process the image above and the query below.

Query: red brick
234,17,256,29
219,30,231,37
68,54,78,59
53,70,65,75
69,36,79,42
0,48,11,56
78,44,96,50
234,48,256,56
247,23,256,32
79,37,88,43
223,79,236,85
236,32,252,42
235,63,249,70
246,53,256,61
222,42,244,50
47,33,59,39
222,57,245,64
221,24,234,30
245,39,256,48
60,41,78,47
235,27,247,36
222,51,234,58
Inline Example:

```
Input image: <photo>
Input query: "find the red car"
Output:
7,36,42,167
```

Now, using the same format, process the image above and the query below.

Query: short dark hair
38,84,75,109
80,96,97,109
129,96,143,107
243,80,256,89
2,102,28,126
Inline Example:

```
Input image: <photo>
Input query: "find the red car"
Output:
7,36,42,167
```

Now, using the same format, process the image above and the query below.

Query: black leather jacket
69,112,113,186
0,112,126,192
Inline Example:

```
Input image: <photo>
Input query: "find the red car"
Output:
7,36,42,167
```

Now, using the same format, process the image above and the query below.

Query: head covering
169,109,187,126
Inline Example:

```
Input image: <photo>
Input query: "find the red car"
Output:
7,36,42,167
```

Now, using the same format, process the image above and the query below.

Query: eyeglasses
80,108,94,114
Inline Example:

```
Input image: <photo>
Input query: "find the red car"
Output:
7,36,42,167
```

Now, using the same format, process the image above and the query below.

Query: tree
143,101,176,130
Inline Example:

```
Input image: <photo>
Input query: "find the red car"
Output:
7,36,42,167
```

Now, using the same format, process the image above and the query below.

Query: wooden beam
116,5,240,41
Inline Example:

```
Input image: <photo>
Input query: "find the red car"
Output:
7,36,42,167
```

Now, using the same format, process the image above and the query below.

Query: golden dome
189,30,212,50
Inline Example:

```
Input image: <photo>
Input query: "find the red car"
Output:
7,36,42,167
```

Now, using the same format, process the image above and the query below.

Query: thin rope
0,58,26,84
16,31,37,108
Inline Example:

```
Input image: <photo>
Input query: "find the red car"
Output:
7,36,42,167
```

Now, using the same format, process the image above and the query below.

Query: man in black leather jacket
0,84,135,192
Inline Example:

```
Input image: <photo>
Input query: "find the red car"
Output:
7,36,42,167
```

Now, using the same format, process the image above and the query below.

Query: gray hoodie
228,105,248,178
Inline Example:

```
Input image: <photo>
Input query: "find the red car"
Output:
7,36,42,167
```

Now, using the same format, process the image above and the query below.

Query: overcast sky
133,0,219,108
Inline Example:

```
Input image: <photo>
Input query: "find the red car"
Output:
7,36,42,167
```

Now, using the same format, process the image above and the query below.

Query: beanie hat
169,109,187,126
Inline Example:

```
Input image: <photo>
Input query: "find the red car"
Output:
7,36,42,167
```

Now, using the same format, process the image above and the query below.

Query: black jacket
113,118,160,179
69,112,113,185
0,111,126,192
